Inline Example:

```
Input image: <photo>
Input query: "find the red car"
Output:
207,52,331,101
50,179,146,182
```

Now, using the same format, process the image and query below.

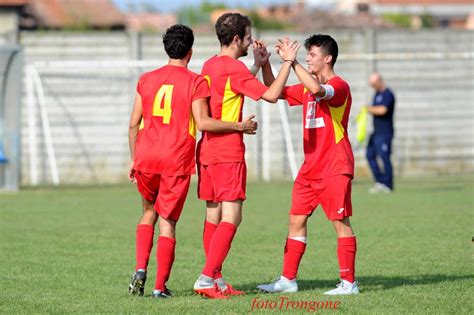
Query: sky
112,0,337,13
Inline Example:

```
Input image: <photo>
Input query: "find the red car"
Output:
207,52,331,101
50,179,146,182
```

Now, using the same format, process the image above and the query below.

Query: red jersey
134,65,210,175
197,55,268,165
282,76,354,179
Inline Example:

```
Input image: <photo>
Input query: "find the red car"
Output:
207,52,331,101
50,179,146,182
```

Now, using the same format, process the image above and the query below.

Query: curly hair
163,24,194,59
304,34,339,67
215,13,251,46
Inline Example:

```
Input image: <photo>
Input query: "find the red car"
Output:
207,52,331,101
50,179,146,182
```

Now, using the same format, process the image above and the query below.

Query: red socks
135,224,154,271
202,222,237,278
154,236,176,291
202,221,223,279
337,236,357,283
203,221,218,255
282,238,307,280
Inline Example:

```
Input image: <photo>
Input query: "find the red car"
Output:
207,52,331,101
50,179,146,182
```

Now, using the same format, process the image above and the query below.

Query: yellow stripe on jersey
204,75,211,87
222,77,242,122
139,118,144,130
189,112,196,139
303,87,308,94
328,96,348,144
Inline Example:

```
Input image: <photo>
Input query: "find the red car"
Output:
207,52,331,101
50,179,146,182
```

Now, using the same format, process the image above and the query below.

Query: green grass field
1,176,473,314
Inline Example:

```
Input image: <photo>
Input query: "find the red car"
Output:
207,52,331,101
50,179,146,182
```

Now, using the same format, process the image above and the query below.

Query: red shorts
290,173,352,220
197,162,247,202
135,171,191,221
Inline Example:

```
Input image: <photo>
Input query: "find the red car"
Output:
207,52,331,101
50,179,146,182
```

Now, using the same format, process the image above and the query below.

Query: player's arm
260,39,301,103
292,60,328,98
191,97,257,134
128,92,142,181
251,40,270,76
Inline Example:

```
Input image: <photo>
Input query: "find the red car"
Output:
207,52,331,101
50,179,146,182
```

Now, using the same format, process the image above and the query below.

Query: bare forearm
262,62,275,86
199,118,243,133
367,105,388,116
128,126,139,160
293,62,324,96
264,61,292,102
250,64,260,76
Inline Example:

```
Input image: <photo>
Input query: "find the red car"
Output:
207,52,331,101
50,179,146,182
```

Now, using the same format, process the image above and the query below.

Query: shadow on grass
236,273,474,295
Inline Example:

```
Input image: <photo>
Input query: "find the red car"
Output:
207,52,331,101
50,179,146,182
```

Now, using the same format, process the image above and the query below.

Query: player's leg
195,162,246,298
194,200,242,298
198,164,224,279
257,175,317,293
129,172,159,296
256,214,307,293
203,201,222,278
152,216,176,298
135,197,158,271
152,174,190,298
323,176,359,295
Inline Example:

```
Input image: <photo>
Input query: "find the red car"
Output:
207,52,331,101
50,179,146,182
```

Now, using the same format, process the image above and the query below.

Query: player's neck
317,69,336,83
219,46,240,59
168,59,188,68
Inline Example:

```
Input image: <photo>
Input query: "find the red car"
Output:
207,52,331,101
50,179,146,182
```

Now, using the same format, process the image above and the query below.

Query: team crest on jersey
305,101,325,129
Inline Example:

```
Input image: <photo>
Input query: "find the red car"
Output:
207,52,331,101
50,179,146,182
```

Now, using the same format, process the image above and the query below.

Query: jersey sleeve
282,84,305,106
231,62,268,100
192,76,211,101
325,78,350,107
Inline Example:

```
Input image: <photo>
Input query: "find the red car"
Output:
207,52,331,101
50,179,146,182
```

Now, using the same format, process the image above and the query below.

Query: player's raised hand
253,39,271,67
241,114,258,135
276,37,301,63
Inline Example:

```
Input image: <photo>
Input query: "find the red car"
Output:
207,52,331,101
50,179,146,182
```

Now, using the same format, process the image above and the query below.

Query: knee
140,206,157,225
159,218,176,238
333,218,353,237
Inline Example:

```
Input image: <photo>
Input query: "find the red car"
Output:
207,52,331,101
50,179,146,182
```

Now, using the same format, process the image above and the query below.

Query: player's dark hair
304,34,338,67
163,24,194,59
215,12,251,46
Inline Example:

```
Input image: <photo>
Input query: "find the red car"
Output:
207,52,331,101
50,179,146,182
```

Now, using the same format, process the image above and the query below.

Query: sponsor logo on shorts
337,208,344,214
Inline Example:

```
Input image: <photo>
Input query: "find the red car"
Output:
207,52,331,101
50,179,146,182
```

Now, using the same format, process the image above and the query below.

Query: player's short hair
304,34,338,67
215,13,251,46
163,24,194,59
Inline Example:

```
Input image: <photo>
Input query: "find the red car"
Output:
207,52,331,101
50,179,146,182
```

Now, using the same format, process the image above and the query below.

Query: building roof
25,0,125,28
126,13,177,33
0,0,29,6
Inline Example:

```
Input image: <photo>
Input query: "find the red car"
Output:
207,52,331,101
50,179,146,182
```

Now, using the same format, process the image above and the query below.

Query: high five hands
276,37,301,63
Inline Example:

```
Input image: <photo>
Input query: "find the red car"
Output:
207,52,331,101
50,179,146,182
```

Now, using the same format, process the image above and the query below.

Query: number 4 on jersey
153,85,174,124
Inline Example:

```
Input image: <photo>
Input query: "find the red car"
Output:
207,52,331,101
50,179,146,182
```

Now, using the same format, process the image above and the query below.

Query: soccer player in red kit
127,24,257,298
256,34,359,295
193,13,301,299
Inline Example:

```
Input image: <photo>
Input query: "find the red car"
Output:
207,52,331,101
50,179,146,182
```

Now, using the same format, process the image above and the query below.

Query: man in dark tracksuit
366,73,395,193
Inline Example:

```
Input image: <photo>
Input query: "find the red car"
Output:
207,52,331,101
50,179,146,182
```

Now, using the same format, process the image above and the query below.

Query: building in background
0,0,28,43
0,0,125,43
338,0,474,29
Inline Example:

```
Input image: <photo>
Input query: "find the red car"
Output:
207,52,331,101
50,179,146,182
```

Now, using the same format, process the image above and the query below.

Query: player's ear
324,54,333,65
232,34,241,45
187,48,193,61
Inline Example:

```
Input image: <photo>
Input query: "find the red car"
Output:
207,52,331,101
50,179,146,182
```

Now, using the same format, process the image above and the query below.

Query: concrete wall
18,29,474,185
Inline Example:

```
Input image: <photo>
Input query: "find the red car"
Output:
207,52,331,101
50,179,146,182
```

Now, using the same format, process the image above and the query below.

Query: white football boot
324,279,359,295
256,276,298,293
